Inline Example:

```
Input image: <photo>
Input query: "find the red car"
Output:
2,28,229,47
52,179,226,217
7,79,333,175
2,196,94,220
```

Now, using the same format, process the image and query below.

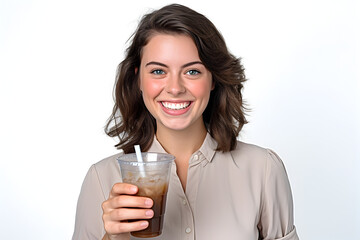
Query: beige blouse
72,133,299,240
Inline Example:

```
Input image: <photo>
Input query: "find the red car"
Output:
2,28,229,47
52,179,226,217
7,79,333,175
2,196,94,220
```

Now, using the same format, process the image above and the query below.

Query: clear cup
117,152,175,238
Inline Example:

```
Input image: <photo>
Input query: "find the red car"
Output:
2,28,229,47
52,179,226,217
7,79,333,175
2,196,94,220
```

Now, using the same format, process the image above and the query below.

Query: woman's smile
159,101,193,116
160,101,191,110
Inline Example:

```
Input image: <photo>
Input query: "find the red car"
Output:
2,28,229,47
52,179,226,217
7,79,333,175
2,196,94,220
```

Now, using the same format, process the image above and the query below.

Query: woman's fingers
110,183,138,197
105,208,154,221
102,182,154,236
113,195,153,209
102,195,153,212
104,220,149,236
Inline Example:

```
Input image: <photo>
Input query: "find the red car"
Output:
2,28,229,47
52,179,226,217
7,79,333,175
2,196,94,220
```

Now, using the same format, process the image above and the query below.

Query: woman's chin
157,119,193,132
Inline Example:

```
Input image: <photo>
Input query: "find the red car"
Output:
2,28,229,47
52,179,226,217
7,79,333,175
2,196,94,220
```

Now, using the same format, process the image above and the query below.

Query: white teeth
162,102,190,110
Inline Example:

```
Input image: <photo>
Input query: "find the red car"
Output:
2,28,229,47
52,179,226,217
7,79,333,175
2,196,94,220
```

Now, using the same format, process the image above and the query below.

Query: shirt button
193,155,199,160
182,199,187,205
185,227,192,234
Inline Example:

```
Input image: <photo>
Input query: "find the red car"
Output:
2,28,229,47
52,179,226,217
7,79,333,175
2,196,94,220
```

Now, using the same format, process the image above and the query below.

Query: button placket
183,153,201,240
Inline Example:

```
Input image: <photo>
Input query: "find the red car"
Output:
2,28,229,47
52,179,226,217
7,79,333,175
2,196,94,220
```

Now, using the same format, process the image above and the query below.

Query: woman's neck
155,118,207,192
155,120,207,158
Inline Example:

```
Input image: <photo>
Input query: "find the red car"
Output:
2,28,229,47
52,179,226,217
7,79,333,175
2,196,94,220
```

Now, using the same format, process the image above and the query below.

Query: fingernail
145,210,153,217
140,221,149,227
145,199,152,206
130,186,137,193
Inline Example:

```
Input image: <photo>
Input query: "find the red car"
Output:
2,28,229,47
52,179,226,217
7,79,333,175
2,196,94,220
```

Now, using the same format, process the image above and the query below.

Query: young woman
73,4,299,240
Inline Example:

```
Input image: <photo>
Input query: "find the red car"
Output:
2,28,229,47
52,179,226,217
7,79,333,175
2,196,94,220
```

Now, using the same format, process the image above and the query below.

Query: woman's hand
102,183,154,240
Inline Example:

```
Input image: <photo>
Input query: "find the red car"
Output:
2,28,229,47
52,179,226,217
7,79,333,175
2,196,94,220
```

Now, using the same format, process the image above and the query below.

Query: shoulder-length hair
105,4,247,153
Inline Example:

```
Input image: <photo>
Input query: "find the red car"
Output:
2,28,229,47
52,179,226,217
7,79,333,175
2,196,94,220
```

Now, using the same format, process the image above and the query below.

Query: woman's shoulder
231,140,269,159
85,152,124,195
229,140,286,171
93,151,124,172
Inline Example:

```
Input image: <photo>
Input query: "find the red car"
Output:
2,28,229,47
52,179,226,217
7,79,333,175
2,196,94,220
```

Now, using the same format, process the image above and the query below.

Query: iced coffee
117,152,174,238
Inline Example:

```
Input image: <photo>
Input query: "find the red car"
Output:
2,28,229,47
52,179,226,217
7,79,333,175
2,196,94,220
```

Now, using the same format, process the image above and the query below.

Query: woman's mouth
161,101,191,110
159,101,192,116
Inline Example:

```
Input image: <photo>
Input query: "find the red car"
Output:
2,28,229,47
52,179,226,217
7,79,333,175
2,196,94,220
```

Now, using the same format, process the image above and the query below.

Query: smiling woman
104,5,247,154
72,4,299,240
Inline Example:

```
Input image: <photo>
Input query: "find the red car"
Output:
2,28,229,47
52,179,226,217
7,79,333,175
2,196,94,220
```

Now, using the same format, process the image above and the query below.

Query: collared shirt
72,133,299,240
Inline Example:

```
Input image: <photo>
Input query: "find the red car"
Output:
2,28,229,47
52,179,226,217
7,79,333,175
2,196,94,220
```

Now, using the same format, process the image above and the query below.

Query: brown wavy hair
105,4,248,153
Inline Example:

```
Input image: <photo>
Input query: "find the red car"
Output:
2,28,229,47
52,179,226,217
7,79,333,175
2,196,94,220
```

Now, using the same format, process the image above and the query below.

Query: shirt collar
198,132,217,163
148,132,218,163
148,136,167,153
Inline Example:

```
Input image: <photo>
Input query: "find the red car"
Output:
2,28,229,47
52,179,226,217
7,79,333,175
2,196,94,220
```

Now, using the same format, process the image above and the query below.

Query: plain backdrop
0,0,359,239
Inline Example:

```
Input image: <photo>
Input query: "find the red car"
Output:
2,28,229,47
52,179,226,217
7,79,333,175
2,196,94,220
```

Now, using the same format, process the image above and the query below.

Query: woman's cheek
143,79,164,96
188,81,212,97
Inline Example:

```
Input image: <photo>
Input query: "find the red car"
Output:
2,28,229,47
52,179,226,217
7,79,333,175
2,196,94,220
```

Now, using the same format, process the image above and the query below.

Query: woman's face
139,33,213,133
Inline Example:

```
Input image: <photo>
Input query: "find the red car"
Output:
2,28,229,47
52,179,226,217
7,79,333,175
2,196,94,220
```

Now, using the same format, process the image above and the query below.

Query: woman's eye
151,69,165,75
186,70,200,75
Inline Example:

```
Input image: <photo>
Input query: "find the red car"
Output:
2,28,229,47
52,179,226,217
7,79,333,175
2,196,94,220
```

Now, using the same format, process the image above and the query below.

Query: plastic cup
117,152,175,238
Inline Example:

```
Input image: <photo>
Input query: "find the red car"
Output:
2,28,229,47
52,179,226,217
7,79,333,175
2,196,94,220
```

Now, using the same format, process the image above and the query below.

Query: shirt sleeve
72,165,107,240
258,149,299,240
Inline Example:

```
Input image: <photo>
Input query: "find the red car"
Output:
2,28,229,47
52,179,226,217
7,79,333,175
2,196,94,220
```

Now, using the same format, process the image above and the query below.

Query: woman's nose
165,74,185,95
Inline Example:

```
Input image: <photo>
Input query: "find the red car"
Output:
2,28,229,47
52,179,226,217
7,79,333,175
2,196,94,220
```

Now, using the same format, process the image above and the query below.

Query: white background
0,0,359,239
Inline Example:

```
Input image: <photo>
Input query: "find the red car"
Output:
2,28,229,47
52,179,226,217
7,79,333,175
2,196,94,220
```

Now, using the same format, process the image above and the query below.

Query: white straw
134,145,143,162
134,145,145,177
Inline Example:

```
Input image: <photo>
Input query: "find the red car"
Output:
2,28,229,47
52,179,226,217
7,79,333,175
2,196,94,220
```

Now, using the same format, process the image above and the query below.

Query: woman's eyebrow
145,61,204,68
145,61,168,67
182,61,203,68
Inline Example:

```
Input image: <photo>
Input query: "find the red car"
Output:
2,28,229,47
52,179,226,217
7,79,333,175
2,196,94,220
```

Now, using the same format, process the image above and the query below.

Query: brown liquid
125,177,168,238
